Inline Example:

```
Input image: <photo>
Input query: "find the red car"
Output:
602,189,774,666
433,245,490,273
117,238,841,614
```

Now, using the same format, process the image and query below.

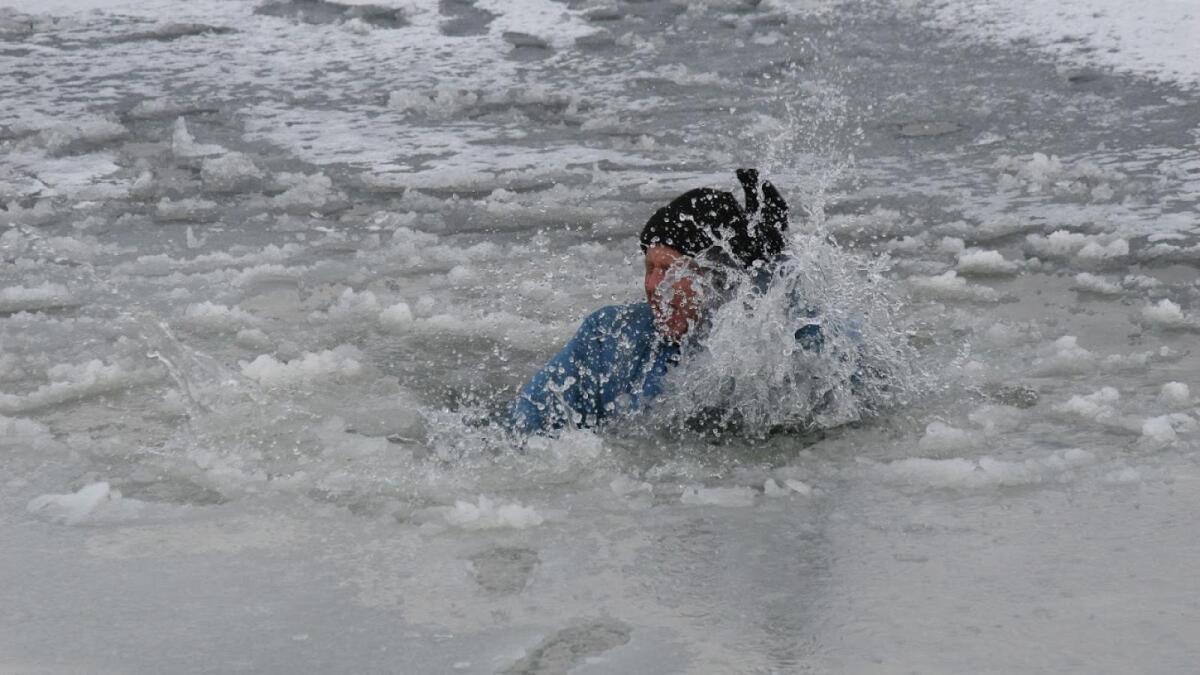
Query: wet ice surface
3,0,1200,672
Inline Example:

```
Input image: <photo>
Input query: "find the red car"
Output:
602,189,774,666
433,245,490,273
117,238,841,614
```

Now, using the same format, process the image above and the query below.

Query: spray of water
640,81,924,438
643,233,920,438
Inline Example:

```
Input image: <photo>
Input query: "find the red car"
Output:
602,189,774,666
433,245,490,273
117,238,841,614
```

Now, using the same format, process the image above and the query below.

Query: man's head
638,169,791,341
643,244,704,342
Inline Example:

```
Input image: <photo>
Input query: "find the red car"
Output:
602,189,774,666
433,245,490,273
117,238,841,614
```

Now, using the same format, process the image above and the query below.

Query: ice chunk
908,270,1000,302
610,476,652,496
1054,386,1119,421
1076,239,1128,261
37,117,127,155
240,345,364,386
324,288,380,320
0,282,72,313
967,404,1024,433
156,197,219,222
441,495,544,530
1141,416,1177,445
1025,230,1089,258
236,328,273,349
763,478,787,497
0,359,161,414
956,249,1020,276
0,200,57,226
201,152,264,192
1159,382,1191,409
995,153,1124,199
387,86,479,119
1123,274,1162,291
680,485,756,507
1071,272,1121,295
315,418,389,459
272,172,338,211
0,414,58,451
182,301,258,332
1141,299,1193,329
937,237,966,255
1031,336,1095,375
379,301,414,331
172,117,225,158
918,421,983,455
783,479,813,496
881,449,1096,489
27,482,137,525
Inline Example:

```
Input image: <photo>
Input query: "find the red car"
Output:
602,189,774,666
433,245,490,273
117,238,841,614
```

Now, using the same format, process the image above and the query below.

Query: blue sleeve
504,312,603,435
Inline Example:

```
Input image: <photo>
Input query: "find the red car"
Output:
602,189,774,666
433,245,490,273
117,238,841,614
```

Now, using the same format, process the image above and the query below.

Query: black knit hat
638,169,789,269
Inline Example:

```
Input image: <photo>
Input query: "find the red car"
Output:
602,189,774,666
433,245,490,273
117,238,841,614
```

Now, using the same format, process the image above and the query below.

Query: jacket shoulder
580,303,652,334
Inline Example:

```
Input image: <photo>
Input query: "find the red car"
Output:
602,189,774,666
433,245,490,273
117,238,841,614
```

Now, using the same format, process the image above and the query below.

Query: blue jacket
504,303,680,434
505,268,854,435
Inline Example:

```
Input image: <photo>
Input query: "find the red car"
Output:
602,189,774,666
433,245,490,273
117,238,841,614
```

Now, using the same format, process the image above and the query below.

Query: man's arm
503,313,601,435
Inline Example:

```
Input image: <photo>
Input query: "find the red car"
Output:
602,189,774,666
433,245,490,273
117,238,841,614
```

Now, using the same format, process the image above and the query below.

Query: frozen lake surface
2,0,1199,672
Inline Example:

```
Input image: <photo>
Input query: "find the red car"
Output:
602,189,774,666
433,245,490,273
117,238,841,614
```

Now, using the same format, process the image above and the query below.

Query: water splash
647,235,922,437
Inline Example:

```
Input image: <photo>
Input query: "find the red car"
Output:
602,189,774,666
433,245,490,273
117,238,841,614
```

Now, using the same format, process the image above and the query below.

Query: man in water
504,169,791,435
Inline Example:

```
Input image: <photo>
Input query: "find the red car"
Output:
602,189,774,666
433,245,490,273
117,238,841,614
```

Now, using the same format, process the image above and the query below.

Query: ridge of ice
0,359,162,415
440,495,545,530
879,448,1097,489
240,345,365,386
908,270,1001,303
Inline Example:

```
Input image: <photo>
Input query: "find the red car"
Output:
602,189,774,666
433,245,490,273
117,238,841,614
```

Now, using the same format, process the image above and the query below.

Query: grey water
2,0,1199,673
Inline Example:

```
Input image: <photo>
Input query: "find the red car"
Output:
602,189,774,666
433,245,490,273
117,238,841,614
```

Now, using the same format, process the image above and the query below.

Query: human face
644,245,703,342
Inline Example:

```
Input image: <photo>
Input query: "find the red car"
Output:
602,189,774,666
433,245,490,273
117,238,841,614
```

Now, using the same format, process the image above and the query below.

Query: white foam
240,345,364,386
928,0,1200,89
474,0,597,50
